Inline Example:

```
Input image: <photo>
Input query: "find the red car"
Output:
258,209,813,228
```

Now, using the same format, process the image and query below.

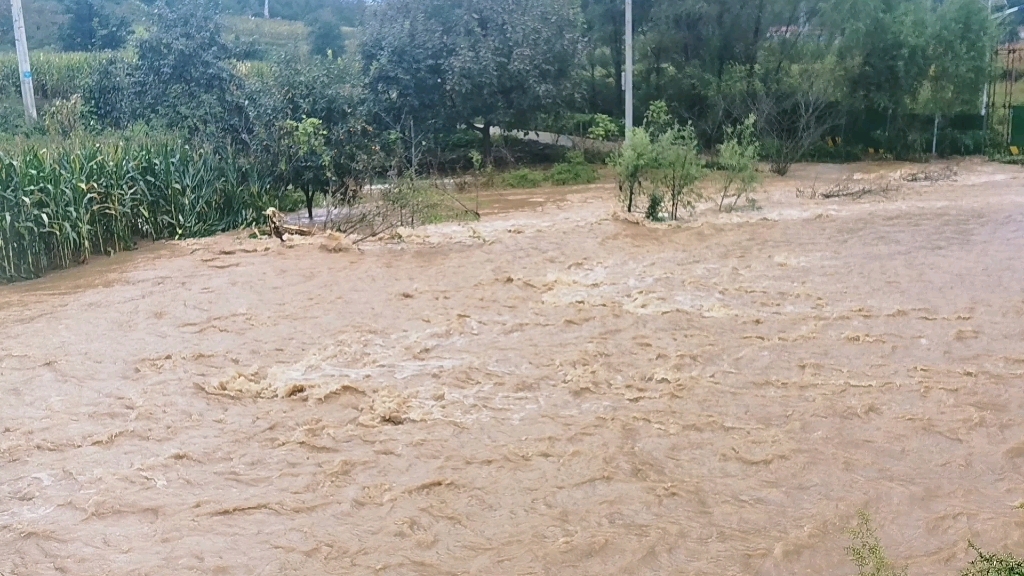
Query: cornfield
0,52,112,101
0,138,287,282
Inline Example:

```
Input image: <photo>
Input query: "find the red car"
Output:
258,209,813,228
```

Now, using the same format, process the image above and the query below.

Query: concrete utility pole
264,0,270,19
10,0,36,124
982,0,994,117
625,0,633,143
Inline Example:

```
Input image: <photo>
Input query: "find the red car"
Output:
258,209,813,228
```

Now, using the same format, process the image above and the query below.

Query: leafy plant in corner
846,511,908,576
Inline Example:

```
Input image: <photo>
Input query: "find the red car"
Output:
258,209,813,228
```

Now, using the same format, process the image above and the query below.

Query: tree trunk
611,15,623,112
750,0,766,70
408,118,418,177
715,4,728,81
264,0,269,19
932,114,940,156
469,122,493,167
305,190,315,220
652,48,662,95
482,121,493,167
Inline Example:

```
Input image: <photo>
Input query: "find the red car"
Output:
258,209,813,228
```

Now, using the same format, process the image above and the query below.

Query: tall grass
0,137,289,282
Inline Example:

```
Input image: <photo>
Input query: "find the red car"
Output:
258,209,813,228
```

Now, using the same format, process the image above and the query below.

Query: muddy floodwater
2,161,1024,575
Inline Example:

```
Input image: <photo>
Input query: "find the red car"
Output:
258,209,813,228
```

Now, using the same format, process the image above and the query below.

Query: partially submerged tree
717,115,761,212
610,128,655,213
652,123,705,220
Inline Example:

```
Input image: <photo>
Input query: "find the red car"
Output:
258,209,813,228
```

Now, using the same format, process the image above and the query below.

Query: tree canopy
361,0,584,162
0,0,1005,161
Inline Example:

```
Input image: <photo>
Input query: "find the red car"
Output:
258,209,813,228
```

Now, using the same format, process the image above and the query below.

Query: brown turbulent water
2,160,1024,575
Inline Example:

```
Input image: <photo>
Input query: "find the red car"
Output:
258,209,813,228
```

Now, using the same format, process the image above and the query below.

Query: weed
501,168,547,189
549,151,598,186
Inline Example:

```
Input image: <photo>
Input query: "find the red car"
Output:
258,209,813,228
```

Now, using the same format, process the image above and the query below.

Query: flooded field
2,160,1024,575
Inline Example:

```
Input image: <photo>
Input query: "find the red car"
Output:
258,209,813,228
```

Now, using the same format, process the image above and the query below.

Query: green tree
751,57,845,175
58,0,131,52
610,128,655,213
279,117,330,220
653,123,705,220
825,0,932,117
0,0,64,49
308,16,345,58
717,114,760,212
243,55,378,217
362,0,584,165
643,100,675,139
919,0,996,154
131,0,245,138
580,0,654,114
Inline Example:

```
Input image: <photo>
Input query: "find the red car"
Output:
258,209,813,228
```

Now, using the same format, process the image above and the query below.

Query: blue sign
22,71,31,80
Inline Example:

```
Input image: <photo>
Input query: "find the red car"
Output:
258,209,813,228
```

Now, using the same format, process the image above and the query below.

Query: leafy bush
652,124,706,219
308,16,345,58
801,140,866,164
501,168,546,189
717,114,761,212
587,114,624,141
130,0,246,139
962,542,1024,576
645,191,665,222
846,512,1024,576
846,511,908,576
241,55,379,212
643,100,675,138
609,128,655,212
548,151,598,186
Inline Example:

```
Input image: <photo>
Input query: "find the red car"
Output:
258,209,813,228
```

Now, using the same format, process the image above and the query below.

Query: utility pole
625,0,633,143
264,0,270,19
10,0,36,124
982,0,993,117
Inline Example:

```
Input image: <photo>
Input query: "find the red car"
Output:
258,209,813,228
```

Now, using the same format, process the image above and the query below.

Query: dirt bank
2,160,1024,575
